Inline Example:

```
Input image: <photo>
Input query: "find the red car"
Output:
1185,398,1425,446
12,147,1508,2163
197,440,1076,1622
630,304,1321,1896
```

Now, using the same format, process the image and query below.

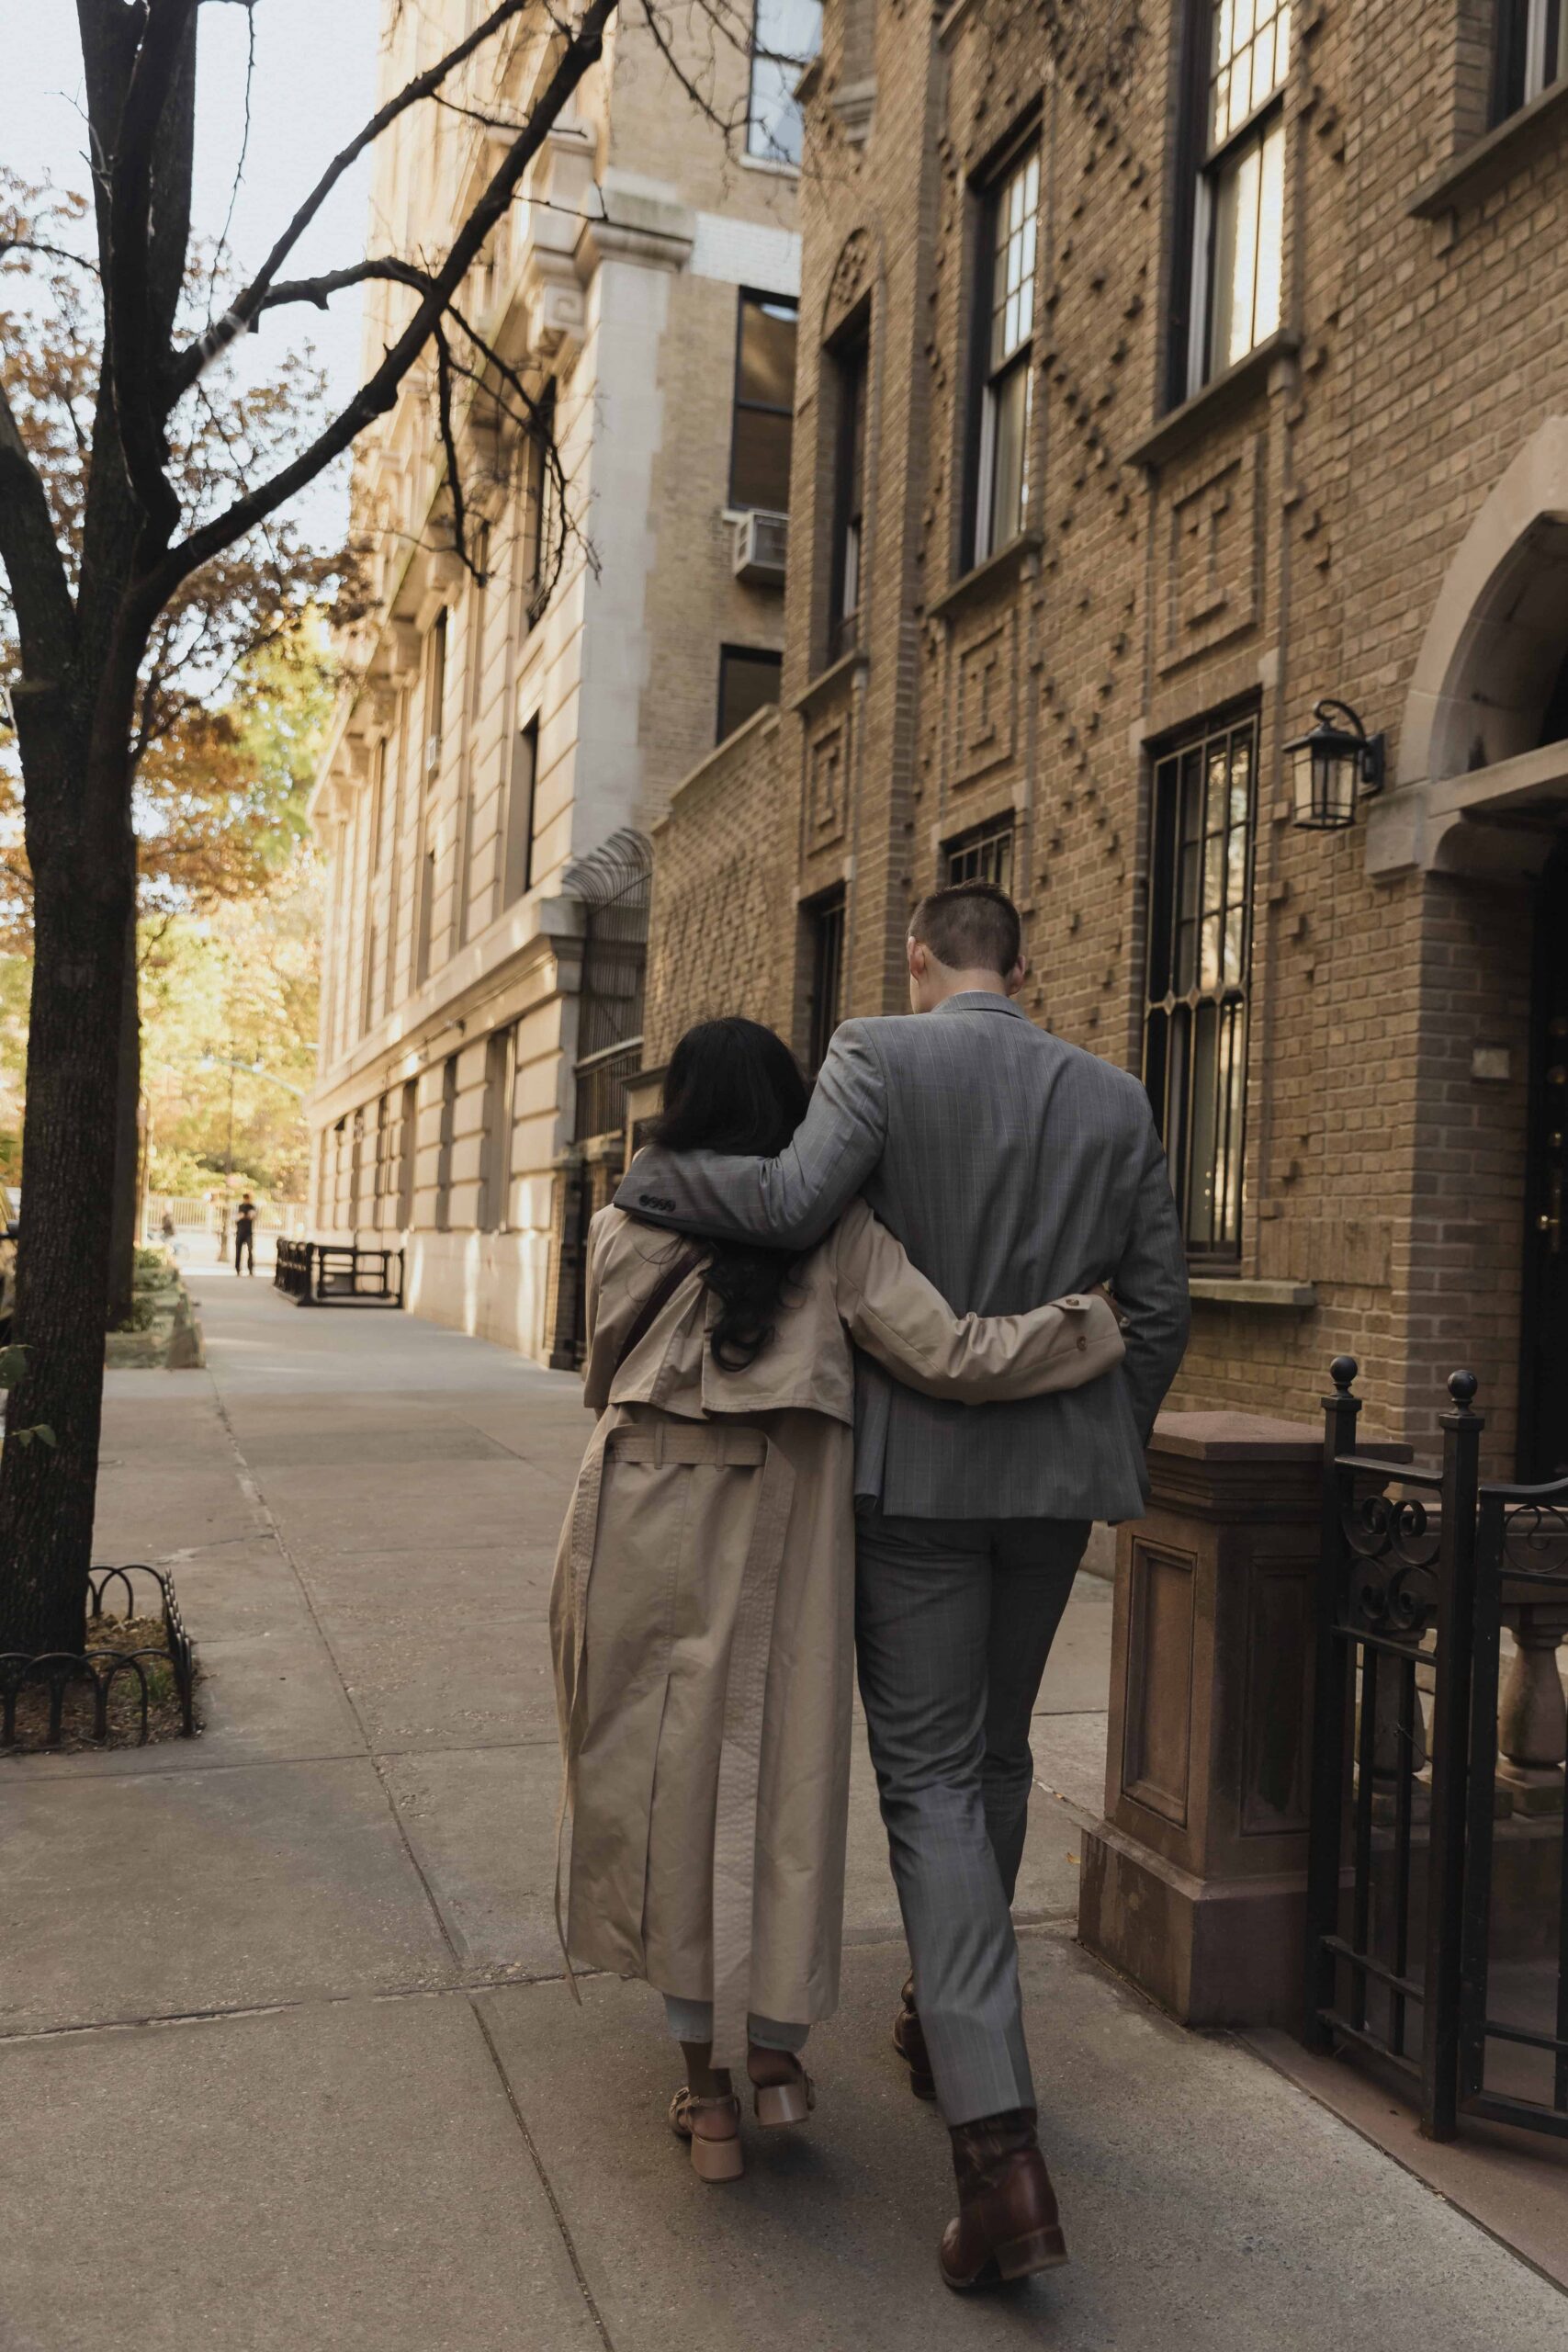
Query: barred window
972,143,1040,564
944,817,1015,894
1496,0,1566,116
1186,0,1290,394
1143,714,1258,1263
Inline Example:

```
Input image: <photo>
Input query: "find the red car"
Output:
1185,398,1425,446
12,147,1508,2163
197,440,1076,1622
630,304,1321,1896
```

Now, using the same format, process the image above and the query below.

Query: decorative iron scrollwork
1339,1490,1440,1636
1498,1498,1568,1579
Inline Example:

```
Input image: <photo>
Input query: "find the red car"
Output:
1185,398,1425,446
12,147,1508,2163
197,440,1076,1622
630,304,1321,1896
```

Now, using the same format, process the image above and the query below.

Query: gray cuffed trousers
854,1510,1090,2127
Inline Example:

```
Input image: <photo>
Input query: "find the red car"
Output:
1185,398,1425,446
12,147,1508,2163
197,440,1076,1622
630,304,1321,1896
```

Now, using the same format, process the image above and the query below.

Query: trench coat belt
554,1414,797,2067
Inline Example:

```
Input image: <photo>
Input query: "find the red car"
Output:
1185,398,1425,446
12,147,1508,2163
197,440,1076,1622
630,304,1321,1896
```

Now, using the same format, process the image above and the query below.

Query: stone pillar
1077,1411,1330,2029
1496,1601,1568,1815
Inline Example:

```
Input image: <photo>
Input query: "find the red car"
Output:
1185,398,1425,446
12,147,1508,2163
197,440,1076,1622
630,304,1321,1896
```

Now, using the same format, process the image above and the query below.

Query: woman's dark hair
649,1018,808,1371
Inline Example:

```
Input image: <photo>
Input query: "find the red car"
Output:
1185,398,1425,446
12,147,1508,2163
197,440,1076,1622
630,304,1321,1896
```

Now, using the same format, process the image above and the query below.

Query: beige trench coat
550,1198,1123,2064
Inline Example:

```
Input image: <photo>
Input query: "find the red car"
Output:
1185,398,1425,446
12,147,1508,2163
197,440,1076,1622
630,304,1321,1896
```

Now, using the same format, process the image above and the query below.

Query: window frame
746,0,822,168
728,289,798,514
1141,707,1260,1272
943,814,1016,894
1495,0,1566,119
827,316,869,665
502,718,539,912
968,137,1041,569
804,886,846,1073
716,644,784,745
1176,0,1292,401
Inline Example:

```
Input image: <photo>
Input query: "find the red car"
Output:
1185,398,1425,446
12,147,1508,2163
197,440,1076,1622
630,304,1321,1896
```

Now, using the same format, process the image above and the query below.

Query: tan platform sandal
747,2051,816,2129
669,2086,744,2182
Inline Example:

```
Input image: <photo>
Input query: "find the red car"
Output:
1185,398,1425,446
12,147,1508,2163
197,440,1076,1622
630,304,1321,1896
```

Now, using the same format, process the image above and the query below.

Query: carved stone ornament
824,228,872,339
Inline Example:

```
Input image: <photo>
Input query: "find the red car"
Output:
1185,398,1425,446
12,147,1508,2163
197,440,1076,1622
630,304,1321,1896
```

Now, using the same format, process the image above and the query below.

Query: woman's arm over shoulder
833,1208,1125,1403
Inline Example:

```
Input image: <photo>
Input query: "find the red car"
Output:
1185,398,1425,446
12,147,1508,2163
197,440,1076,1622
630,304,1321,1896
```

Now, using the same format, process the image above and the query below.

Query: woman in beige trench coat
550,1020,1123,2182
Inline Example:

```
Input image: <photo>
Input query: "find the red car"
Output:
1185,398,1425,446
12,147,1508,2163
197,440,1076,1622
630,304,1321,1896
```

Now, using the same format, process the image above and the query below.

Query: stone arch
1400,414,1568,786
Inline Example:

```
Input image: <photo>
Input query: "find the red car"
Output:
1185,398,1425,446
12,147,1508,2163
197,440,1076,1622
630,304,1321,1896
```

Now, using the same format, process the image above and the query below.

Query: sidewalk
2,1273,1563,2351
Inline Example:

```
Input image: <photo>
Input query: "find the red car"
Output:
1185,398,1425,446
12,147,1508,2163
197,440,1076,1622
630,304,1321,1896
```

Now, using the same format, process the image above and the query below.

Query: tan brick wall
641,0,1568,1474
644,708,797,1066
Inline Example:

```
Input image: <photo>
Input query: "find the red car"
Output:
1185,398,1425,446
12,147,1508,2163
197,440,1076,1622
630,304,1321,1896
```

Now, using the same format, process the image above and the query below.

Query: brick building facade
308,4,810,1363
639,0,1568,1473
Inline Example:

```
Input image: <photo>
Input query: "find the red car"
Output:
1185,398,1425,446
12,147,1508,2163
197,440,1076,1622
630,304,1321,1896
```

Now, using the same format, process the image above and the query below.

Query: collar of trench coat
582,1205,859,1427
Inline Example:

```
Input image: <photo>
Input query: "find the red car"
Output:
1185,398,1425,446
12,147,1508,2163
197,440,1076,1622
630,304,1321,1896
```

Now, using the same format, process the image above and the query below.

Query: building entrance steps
2,1271,1562,2346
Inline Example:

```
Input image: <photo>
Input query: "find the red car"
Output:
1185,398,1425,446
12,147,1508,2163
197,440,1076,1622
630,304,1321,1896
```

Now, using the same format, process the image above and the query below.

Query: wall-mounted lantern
1283,699,1386,831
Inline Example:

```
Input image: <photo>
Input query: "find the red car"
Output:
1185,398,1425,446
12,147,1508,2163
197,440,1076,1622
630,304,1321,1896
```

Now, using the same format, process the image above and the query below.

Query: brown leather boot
939,2108,1068,2290
891,1975,936,2101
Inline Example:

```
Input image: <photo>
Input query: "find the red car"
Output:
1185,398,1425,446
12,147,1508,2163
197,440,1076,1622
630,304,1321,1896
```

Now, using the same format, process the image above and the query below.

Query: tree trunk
0,855,133,1655
107,902,141,1328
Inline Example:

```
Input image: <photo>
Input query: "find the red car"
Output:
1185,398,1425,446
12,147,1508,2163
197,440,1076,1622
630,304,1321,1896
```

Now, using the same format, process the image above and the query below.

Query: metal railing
1304,1359,1568,2142
274,1239,404,1307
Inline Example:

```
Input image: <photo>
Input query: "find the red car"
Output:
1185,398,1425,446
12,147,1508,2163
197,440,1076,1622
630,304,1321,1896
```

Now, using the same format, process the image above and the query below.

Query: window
806,888,846,1072
525,384,558,620
828,325,868,663
479,1026,516,1232
717,646,783,743
1143,713,1258,1264
1496,0,1566,115
396,1078,418,1228
944,816,1015,893
502,719,539,910
973,143,1040,564
1185,0,1290,395
415,845,436,986
423,609,447,779
374,1089,400,1228
747,0,822,166
434,1056,458,1233
730,293,798,513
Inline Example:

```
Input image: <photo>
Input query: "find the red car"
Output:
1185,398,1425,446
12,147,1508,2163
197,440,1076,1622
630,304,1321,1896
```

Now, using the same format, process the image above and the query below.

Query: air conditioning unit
732,508,789,587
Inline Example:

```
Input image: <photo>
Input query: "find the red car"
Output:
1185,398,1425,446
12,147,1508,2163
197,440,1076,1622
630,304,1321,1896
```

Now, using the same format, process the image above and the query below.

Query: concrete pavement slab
298,1544,555,1638
1036,1572,1114,1713
331,1623,559,1749
0,1993,605,2352
256,1458,570,1563
478,1933,1568,2352
379,1742,566,1975
0,1758,453,2031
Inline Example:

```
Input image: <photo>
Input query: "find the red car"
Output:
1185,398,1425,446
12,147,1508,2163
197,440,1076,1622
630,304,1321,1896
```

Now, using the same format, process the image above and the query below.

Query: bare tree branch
145,0,617,611
103,0,199,543
167,0,549,395
0,380,76,673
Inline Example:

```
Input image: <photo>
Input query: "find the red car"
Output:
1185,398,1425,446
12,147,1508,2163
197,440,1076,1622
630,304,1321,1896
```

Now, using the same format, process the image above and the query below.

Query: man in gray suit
617,879,1189,2286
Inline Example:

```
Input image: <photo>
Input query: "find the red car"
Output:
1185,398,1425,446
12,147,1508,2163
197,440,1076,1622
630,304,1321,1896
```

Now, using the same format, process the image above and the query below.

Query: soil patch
3,1611,201,1754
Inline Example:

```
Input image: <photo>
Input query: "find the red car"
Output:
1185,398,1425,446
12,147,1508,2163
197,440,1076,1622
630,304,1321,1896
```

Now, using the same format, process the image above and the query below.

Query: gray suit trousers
853,1510,1090,2126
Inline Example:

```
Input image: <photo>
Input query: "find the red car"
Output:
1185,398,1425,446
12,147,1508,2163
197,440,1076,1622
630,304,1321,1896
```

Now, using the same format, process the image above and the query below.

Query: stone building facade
308,3,810,1361
640,0,1568,1473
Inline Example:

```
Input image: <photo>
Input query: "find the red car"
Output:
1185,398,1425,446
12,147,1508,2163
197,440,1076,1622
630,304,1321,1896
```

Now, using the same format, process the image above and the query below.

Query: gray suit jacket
615,994,1190,1521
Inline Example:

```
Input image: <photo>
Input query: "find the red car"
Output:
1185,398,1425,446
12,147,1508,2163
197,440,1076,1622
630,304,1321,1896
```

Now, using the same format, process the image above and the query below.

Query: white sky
3,0,382,545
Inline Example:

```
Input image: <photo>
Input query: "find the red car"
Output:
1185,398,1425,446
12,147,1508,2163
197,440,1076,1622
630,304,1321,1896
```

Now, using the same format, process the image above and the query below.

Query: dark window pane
944,819,1014,892
717,647,783,743
1141,710,1257,1263
807,889,846,1071
738,295,798,413
730,405,794,513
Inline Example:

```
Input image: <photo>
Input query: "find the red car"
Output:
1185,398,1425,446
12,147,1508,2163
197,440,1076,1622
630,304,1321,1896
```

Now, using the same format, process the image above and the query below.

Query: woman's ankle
679,2041,733,2101
747,2043,805,2089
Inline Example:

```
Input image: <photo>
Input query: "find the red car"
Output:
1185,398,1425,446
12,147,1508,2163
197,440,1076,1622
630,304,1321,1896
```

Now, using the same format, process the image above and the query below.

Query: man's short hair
909,878,1022,977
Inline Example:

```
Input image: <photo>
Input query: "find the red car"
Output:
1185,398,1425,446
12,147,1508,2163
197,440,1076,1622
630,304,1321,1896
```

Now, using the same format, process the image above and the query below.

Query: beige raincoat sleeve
828,1199,1125,1402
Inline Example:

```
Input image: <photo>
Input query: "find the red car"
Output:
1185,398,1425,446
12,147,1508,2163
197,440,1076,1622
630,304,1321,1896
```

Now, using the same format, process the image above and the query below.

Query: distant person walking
234,1194,257,1277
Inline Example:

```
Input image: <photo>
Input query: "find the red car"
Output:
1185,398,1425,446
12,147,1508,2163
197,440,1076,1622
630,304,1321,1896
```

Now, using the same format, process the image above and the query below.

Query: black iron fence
274,1239,404,1307
1304,1359,1568,2142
